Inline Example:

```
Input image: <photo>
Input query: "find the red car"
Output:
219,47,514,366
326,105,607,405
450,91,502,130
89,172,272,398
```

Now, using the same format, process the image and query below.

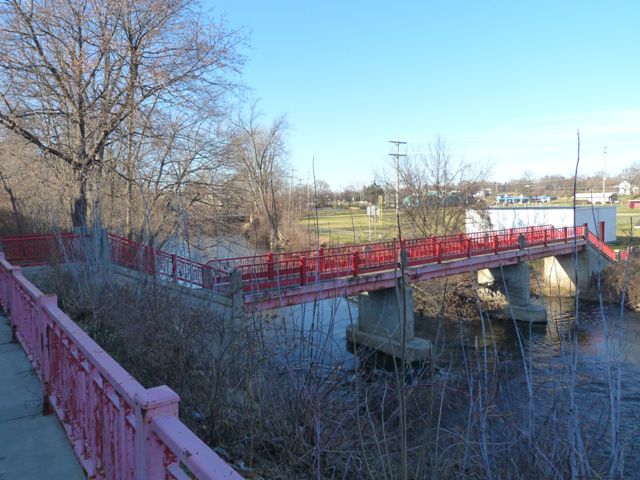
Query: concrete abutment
542,247,608,298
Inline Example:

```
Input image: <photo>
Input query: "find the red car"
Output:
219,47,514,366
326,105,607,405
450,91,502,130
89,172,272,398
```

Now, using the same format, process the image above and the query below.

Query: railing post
318,247,325,274
149,245,156,276
267,252,274,280
9,266,21,342
563,226,568,242
436,242,442,264
352,251,359,277
599,221,605,243
38,294,57,415
466,238,471,258
171,254,177,282
518,234,525,250
300,256,307,286
134,386,180,480
543,228,548,246
583,223,589,240
493,235,499,254
509,228,514,243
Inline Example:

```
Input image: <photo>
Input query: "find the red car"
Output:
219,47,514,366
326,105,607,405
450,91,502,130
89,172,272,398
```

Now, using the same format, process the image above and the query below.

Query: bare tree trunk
72,164,89,228
0,169,22,232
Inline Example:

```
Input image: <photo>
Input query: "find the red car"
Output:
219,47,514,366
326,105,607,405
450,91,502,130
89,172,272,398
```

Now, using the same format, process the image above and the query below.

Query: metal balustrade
0,254,242,480
0,224,624,302
207,224,594,293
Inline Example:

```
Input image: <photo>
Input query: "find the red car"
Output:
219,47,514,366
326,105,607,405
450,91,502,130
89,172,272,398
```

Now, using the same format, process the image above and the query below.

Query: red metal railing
586,231,618,263
0,224,621,298
0,232,232,293
0,254,242,480
0,232,88,266
107,234,231,292
207,225,590,293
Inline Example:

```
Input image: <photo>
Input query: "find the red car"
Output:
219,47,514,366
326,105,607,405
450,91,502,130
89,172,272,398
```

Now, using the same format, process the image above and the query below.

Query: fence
207,225,591,292
0,231,232,294
1,224,621,298
0,254,242,480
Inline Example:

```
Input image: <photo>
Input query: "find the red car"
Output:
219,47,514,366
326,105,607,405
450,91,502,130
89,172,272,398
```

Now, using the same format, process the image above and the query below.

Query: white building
573,192,617,204
466,206,617,242
616,181,638,196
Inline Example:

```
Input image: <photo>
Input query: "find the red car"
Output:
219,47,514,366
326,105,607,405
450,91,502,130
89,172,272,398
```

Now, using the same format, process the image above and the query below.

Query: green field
301,209,400,244
300,200,639,249
613,198,639,247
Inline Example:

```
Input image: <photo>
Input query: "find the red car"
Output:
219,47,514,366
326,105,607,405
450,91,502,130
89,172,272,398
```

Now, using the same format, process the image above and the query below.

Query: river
199,235,639,475
273,293,640,476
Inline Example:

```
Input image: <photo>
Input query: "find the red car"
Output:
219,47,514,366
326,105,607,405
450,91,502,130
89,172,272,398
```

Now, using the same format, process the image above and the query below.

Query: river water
200,235,640,474
275,293,640,476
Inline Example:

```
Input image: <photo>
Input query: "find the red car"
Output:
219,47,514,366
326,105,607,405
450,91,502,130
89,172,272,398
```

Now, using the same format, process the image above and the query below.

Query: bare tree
229,105,288,249
390,136,489,237
0,0,243,228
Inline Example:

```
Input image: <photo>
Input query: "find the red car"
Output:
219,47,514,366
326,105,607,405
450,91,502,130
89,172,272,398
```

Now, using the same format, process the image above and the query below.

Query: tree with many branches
0,0,243,228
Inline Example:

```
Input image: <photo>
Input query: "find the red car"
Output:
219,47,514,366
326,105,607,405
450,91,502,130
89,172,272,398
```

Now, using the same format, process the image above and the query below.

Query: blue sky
207,1,640,189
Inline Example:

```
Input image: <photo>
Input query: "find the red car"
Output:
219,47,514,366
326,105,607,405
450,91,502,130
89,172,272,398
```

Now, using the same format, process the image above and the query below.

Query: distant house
616,180,639,196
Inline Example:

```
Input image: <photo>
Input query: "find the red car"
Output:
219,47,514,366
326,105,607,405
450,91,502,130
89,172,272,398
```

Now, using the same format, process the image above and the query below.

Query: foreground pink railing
0,254,242,480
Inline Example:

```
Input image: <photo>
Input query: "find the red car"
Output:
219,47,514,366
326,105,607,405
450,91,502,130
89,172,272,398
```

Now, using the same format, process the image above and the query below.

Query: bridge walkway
0,314,84,479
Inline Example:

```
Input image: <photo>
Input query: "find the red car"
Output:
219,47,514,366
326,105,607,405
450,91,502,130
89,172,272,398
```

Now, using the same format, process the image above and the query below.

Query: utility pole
306,171,311,213
389,140,407,220
288,168,295,217
602,146,608,202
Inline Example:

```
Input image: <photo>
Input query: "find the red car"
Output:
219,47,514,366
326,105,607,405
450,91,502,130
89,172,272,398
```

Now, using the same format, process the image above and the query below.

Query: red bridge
1,224,623,312
0,223,625,478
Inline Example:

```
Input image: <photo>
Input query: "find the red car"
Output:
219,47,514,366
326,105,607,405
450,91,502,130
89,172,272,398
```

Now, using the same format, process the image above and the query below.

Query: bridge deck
0,224,620,313
0,314,84,479
245,238,589,310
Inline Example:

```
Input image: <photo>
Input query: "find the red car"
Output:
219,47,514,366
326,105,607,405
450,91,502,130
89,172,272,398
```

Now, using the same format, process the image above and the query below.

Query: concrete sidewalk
0,314,84,479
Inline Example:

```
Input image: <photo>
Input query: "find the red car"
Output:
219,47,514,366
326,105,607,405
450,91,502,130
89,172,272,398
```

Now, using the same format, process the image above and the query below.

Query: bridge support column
478,261,546,323
346,284,431,362
543,248,607,298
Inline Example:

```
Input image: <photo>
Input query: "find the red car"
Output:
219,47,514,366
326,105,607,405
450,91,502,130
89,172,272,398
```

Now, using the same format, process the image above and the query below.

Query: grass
299,200,640,250
301,208,401,244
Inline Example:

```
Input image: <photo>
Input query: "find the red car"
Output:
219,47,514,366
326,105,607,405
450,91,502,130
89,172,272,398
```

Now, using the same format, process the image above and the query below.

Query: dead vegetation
21,250,632,480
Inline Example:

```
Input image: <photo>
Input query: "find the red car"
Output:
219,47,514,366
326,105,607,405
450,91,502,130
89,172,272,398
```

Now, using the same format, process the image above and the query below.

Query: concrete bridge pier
543,247,607,298
346,283,431,362
478,261,547,323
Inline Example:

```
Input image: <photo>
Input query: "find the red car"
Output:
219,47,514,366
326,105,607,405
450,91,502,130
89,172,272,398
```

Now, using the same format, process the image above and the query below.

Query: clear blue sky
207,0,640,189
